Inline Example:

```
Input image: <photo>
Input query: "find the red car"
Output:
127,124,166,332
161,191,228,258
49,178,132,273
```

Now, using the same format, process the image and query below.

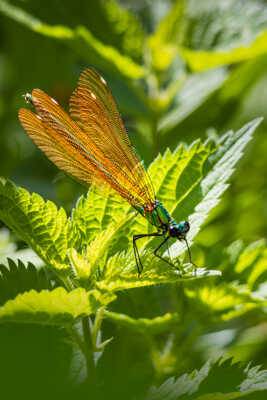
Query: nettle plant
1,0,267,397
0,118,267,397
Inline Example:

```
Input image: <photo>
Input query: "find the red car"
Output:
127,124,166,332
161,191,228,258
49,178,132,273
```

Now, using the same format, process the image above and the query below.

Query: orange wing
18,69,155,208
69,68,155,204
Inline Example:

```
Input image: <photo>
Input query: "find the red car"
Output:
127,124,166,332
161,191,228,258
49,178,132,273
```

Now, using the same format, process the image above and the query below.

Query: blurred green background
0,0,267,398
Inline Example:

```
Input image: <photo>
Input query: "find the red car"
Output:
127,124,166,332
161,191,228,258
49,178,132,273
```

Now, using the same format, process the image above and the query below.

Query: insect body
18,68,193,275
133,200,191,274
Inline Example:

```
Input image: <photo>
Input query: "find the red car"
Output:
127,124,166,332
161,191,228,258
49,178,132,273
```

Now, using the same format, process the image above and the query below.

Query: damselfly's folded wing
18,84,152,208
69,68,155,205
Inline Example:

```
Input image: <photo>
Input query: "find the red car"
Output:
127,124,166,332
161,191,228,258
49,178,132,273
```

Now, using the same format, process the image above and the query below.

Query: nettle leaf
185,281,266,324
158,68,228,133
68,225,129,287
234,239,267,291
159,54,267,136
181,29,267,72
195,362,267,399
0,287,115,326
218,54,267,105
74,26,144,79
183,0,267,51
96,249,220,292
0,259,50,306
239,364,267,393
0,178,77,274
68,248,93,288
180,0,267,71
148,0,185,71
72,186,130,245
0,0,144,80
147,361,212,399
99,0,145,62
147,358,267,399
68,244,220,292
104,309,181,335
169,118,262,258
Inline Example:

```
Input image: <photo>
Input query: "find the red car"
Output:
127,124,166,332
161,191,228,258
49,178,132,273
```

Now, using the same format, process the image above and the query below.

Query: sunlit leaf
0,287,115,325
148,0,185,70
169,118,262,257
181,30,267,71
0,0,144,80
72,186,130,244
0,178,77,274
180,0,267,71
96,249,220,292
185,281,266,323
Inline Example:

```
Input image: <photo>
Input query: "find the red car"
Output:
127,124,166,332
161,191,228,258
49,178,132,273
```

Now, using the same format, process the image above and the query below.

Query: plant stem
92,306,105,349
82,316,96,384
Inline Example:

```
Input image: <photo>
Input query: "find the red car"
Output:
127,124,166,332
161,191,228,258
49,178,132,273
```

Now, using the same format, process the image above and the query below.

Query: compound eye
183,221,190,234
169,226,179,238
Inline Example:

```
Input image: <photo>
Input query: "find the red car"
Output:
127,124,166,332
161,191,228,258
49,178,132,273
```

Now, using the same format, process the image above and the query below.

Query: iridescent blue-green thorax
134,200,190,239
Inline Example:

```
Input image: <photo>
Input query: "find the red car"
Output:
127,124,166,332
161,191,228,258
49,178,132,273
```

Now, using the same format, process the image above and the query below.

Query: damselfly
19,68,195,275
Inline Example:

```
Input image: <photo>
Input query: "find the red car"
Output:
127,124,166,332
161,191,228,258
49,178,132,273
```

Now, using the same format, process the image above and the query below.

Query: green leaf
0,258,50,306
239,364,267,393
169,118,262,258
96,249,220,292
148,0,185,70
99,0,145,62
185,281,266,324
0,0,74,37
158,68,228,133
181,29,267,71
0,0,144,80
147,361,212,399
195,361,267,399
147,358,267,399
104,309,184,336
0,178,77,274
159,54,267,136
218,54,267,105
0,287,115,326
74,25,144,79
68,248,93,288
234,239,267,290
68,224,129,288
180,0,267,71
72,187,130,245
67,245,220,293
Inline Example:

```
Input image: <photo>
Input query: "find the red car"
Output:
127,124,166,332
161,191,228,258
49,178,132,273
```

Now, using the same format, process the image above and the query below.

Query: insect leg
133,232,163,276
166,240,171,259
184,237,198,276
154,236,183,274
